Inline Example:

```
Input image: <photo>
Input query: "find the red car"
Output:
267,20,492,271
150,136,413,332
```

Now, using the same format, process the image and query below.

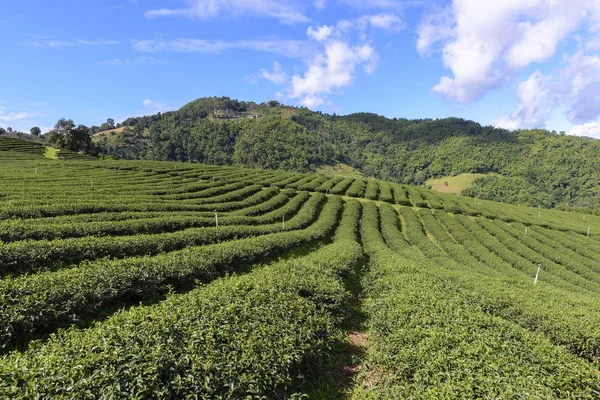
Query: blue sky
1,0,600,137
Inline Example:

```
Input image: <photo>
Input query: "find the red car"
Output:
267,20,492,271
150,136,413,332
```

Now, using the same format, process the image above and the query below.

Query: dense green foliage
94,97,600,209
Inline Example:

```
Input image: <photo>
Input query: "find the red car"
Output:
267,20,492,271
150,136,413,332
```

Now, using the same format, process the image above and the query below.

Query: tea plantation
1,137,600,398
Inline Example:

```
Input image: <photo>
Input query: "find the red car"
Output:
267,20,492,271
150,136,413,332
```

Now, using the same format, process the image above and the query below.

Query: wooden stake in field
525,226,528,235
215,210,219,230
282,214,285,230
35,166,38,175
534,264,541,284
90,180,93,190
588,227,591,237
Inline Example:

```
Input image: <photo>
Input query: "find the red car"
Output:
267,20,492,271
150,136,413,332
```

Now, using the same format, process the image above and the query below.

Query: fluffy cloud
145,0,309,25
569,122,600,138
141,3,402,111
419,0,594,103
492,70,553,130
366,13,404,31
260,62,288,84
490,115,520,131
494,50,600,130
308,13,404,40
276,12,401,109
290,41,376,108
419,0,600,133
416,4,453,57
556,52,600,124
307,25,333,41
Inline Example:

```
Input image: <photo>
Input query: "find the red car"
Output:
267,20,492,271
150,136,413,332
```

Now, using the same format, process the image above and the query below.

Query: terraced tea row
2,150,600,397
3,154,600,235
0,200,363,398
355,203,600,397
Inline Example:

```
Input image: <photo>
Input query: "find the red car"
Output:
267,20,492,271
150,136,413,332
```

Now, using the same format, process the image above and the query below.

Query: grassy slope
92,126,127,137
427,173,487,194
316,163,365,179
43,147,59,160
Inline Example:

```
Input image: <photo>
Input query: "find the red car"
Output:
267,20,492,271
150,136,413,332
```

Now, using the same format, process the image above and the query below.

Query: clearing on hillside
91,126,127,137
427,173,487,194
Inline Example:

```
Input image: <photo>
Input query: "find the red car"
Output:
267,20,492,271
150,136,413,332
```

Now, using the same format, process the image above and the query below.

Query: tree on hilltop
47,118,94,154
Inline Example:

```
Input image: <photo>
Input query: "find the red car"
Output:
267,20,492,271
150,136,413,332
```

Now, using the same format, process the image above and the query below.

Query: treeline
95,96,600,210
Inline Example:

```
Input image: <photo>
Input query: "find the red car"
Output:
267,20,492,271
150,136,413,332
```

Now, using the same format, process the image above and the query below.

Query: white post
525,226,528,235
538,211,541,217
90,180,93,189
588,227,591,237
534,264,541,284
215,210,218,229
35,166,38,175
282,214,285,229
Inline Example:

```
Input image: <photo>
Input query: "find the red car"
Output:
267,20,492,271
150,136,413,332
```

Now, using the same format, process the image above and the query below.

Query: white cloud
142,99,174,113
555,51,600,124
0,103,54,134
132,38,316,58
335,0,405,8
366,13,404,31
24,39,119,49
47,40,76,49
0,111,29,122
307,25,333,41
419,0,595,103
416,4,453,56
312,13,404,39
260,62,287,84
102,57,164,66
145,0,309,25
272,11,401,109
494,49,600,130
314,0,326,9
491,115,520,131
492,70,553,130
75,39,119,46
290,40,377,108
569,122,600,138
506,4,585,70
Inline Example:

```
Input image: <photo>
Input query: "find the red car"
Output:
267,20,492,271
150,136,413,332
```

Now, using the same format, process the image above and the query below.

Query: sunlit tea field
1,137,600,398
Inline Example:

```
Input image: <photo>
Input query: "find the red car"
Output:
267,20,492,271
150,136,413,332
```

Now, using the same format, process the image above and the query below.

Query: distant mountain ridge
94,96,600,210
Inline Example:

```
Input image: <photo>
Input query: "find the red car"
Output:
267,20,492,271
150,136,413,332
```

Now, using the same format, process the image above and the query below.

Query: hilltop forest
87,97,600,210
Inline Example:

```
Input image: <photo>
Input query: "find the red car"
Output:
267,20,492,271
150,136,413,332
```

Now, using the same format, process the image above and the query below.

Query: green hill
1,149,600,397
94,96,600,211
